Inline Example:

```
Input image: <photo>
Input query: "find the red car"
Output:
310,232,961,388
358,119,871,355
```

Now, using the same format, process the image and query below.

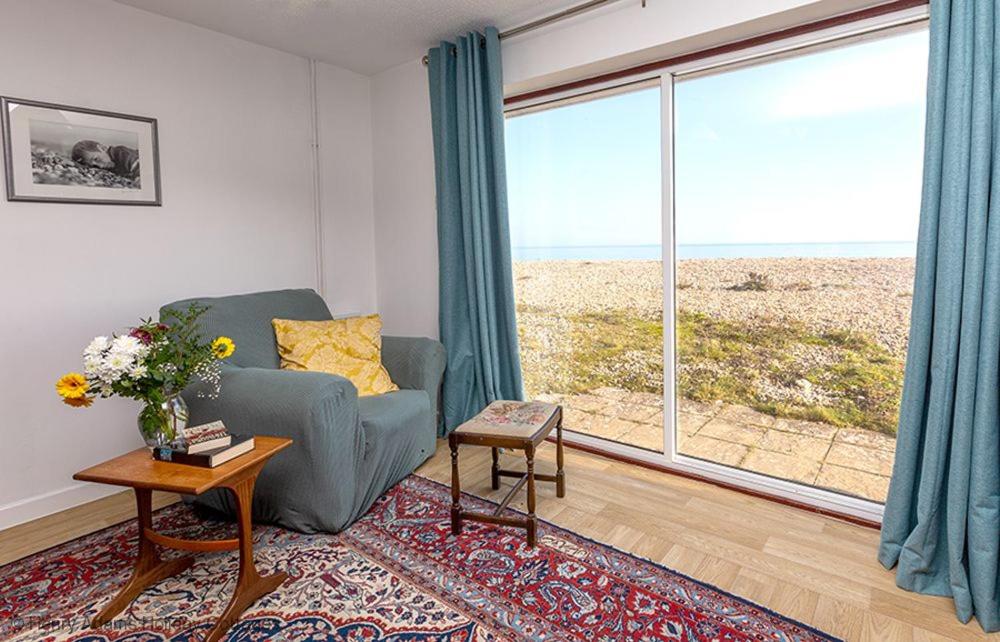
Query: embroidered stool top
455,400,560,439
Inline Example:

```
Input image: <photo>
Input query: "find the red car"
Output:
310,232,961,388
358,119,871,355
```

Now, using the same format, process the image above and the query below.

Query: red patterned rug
1,475,837,641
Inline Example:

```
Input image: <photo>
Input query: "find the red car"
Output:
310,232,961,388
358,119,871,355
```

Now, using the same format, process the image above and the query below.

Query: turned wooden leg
491,447,500,490
92,488,194,628
555,410,566,498
449,434,462,536
202,465,288,642
525,444,537,547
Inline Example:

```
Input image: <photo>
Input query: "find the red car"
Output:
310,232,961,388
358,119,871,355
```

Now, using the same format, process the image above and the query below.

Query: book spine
152,447,211,467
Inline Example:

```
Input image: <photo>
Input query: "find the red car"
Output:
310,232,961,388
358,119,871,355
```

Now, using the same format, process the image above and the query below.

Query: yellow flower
56,372,89,400
63,395,94,408
212,336,235,359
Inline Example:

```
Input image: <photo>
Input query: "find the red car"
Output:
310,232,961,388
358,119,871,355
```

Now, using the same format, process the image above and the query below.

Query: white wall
0,0,374,528
371,60,439,339
315,63,378,317
368,0,880,338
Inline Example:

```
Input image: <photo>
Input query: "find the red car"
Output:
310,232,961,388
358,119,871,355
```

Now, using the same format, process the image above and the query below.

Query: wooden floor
0,490,179,566
420,441,991,642
1,441,991,641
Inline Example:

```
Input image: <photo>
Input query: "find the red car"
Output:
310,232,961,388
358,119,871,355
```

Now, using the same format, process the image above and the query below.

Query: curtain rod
421,0,627,65
505,0,928,105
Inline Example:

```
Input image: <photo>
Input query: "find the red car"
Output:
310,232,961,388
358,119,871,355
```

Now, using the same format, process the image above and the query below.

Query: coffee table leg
525,444,537,547
449,434,462,536
92,488,194,628
203,467,288,642
556,411,566,498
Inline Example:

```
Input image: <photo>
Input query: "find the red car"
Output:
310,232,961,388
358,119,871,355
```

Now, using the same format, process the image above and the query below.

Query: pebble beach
514,257,915,359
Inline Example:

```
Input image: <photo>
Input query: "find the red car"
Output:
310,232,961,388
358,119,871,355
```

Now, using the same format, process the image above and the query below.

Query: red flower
129,328,153,344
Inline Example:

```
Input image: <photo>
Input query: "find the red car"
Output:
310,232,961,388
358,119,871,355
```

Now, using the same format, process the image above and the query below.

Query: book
153,434,255,468
181,420,231,454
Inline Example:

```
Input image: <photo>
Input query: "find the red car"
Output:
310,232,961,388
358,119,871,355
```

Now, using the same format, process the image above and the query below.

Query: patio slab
697,419,768,447
757,430,831,462
742,448,821,485
533,387,897,503
825,442,894,476
816,464,890,502
678,434,749,467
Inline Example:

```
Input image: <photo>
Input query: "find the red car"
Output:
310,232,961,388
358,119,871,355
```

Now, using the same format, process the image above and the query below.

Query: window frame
503,4,929,524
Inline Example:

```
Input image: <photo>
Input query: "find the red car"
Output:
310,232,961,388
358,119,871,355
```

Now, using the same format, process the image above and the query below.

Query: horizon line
511,240,916,250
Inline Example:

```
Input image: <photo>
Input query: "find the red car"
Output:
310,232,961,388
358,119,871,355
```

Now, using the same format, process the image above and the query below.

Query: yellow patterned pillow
272,315,399,397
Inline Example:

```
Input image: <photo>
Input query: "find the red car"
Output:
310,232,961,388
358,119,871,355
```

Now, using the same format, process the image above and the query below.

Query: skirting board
0,482,121,531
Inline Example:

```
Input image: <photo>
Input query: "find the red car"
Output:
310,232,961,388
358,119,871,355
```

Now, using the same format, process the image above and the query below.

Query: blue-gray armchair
160,289,446,533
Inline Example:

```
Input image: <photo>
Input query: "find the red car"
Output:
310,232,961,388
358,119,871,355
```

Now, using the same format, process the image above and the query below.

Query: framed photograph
1,97,160,205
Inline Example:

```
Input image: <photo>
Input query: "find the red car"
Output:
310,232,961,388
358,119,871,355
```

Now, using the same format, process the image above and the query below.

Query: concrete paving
535,387,894,502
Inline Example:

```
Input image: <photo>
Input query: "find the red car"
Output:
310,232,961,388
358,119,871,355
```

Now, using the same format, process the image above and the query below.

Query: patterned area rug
1,475,837,641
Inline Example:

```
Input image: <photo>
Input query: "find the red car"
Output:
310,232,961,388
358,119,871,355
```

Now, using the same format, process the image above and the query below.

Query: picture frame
1,97,161,206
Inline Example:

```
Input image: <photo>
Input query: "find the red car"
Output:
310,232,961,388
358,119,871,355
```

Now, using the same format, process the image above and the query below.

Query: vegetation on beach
517,305,904,435
677,311,903,434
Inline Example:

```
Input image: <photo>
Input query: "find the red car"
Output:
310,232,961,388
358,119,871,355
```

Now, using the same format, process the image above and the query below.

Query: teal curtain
427,27,524,434
878,0,1000,632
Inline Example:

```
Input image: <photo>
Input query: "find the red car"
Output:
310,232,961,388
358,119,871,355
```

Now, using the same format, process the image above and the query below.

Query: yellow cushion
272,315,399,397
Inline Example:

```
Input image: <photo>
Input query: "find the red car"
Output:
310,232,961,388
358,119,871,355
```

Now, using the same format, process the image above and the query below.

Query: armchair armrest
185,365,364,533
381,336,447,434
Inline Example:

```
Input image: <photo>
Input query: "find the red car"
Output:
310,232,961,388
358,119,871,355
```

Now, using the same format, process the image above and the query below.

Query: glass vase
137,394,189,448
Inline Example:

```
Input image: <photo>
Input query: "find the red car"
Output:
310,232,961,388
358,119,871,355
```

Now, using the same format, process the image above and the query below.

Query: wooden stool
448,401,564,547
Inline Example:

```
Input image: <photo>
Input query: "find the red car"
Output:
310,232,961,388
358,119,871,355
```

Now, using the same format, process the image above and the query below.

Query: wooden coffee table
73,435,292,642
449,401,564,547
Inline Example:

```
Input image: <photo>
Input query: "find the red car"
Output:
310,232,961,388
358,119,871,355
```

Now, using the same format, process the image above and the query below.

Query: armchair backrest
160,289,333,369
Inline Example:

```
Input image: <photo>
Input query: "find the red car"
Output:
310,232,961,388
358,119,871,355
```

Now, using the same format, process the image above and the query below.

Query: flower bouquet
55,304,235,447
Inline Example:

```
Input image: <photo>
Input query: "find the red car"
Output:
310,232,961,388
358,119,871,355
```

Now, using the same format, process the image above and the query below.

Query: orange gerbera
56,372,89,400
63,395,94,408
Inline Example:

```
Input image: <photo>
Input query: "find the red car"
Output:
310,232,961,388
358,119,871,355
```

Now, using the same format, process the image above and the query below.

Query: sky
504,27,929,252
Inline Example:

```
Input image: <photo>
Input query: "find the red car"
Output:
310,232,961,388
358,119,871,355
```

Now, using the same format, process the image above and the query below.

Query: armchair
160,289,446,533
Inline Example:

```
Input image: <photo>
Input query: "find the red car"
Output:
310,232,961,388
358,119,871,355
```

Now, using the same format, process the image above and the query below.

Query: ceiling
112,0,583,76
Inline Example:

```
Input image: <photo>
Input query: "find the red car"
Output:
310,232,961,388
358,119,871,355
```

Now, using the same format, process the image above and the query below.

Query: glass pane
673,28,928,502
506,84,664,452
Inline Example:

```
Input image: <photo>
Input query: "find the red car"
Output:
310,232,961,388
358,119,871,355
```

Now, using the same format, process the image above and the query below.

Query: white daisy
83,356,103,377
106,351,133,373
110,335,144,356
84,336,110,358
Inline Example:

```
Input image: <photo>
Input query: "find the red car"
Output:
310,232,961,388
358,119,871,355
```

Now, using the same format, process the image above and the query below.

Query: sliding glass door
504,8,929,521
671,26,927,507
505,82,664,452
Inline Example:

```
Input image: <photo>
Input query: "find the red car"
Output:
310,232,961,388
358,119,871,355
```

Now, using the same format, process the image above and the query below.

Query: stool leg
449,435,462,536
556,411,566,498
525,444,537,547
491,447,500,490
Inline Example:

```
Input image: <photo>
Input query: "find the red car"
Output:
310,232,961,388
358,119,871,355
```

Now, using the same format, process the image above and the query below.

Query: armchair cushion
272,315,399,396
381,335,447,435
353,390,436,513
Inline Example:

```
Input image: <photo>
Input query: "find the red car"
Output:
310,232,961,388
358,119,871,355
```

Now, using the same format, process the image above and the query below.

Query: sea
511,241,917,261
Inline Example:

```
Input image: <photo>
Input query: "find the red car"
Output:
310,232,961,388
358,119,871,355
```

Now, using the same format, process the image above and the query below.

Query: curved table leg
202,464,288,642
92,488,194,628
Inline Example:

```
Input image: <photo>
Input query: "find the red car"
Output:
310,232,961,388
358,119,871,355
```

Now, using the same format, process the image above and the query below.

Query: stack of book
152,420,255,468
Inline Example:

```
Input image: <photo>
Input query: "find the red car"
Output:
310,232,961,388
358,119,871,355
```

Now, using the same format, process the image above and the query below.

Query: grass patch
676,311,903,434
518,306,904,435
565,311,663,394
